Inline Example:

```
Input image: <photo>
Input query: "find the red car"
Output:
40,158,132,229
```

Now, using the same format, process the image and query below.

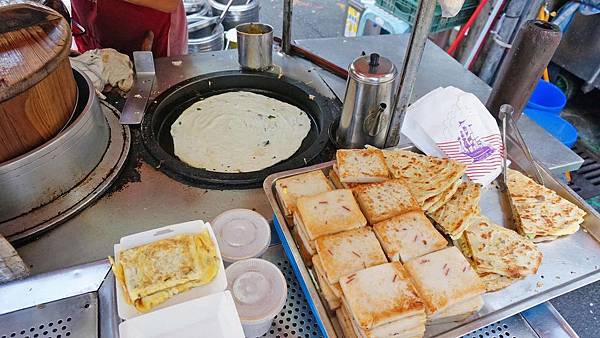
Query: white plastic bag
438,0,466,17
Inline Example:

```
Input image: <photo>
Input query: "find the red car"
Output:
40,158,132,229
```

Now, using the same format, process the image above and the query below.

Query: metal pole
462,0,504,67
282,0,293,54
384,0,436,147
478,0,544,84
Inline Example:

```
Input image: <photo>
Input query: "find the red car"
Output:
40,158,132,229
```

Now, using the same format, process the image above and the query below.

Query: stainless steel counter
17,35,583,274
8,34,589,338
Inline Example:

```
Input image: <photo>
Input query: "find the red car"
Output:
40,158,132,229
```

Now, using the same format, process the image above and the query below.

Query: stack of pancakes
329,148,390,189
275,170,334,220
293,189,366,258
381,149,466,214
382,149,480,240
508,169,586,242
373,211,448,263
429,182,482,240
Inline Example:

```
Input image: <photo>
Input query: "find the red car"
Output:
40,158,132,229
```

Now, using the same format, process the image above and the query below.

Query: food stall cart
0,2,598,338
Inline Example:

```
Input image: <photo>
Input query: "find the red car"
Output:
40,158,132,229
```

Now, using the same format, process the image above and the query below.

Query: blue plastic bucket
524,108,578,148
526,80,567,116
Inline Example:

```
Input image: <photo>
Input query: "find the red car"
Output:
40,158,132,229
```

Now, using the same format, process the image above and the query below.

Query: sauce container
212,208,271,263
226,258,288,337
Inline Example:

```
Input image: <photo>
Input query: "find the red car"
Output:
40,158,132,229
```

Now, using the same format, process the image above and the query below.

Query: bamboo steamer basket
0,2,77,163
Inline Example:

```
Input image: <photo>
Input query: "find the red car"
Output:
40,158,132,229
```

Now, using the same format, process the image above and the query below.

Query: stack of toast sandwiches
338,262,427,338
274,146,585,337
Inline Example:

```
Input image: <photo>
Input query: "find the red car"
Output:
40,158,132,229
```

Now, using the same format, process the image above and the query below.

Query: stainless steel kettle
335,53,399,148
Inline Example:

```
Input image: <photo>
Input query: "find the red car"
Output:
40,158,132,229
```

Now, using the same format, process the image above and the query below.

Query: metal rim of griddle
3,102,130,244
140,70,339,189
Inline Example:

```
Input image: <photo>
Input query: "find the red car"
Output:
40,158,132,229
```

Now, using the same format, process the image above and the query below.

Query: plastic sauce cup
212,209,271,263
226,258,288,337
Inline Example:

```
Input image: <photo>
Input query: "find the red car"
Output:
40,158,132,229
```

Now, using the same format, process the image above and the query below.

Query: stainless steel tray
263,147,600,338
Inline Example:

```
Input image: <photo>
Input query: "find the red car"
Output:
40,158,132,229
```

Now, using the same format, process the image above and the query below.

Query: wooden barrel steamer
0,3,77,163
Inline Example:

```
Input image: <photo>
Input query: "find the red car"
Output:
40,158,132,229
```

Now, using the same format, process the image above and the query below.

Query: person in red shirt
71,0,188,58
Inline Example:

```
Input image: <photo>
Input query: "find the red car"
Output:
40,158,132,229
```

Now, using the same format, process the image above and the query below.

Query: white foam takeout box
118,290,245,338
113,220,228,320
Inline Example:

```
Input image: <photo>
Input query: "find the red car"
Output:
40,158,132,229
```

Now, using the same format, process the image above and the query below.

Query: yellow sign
345,6,361,37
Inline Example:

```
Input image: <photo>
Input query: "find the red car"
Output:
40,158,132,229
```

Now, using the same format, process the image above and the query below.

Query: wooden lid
0,2,71,102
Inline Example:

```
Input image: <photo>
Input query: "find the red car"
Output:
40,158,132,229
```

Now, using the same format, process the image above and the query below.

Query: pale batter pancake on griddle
171,91,311,173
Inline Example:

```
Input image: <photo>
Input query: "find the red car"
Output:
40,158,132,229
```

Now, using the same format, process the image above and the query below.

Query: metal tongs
497,104,544,228
497,104,515,227
498,104,545,187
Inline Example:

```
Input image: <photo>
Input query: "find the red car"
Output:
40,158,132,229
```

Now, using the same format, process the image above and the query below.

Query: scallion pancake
381,149,466,208
463,216,542,279
508,169,585,240
429,182,481,240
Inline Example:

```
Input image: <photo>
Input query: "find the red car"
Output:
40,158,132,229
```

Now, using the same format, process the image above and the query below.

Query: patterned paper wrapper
400,87,503,186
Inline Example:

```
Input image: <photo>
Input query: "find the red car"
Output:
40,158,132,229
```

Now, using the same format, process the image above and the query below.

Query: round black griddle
141,70,340,189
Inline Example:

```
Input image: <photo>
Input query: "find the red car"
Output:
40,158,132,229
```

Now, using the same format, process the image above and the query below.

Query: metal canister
335,53,398,148
236,23,273,71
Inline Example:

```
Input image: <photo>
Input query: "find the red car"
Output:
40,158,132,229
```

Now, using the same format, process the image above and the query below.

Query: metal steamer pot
141,70,339,189
208,0,259,30
188,21,225,53
184,0,211,14
0,69,108,224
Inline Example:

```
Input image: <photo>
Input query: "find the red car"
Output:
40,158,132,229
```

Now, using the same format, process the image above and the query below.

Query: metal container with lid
0,69,112,238
188,21,225,53
209,0,259,30
184,0,210,14
335,53,399,148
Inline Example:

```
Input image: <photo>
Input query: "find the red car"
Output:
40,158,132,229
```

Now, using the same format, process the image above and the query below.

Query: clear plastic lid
225,258,288,323
212,209,271,263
